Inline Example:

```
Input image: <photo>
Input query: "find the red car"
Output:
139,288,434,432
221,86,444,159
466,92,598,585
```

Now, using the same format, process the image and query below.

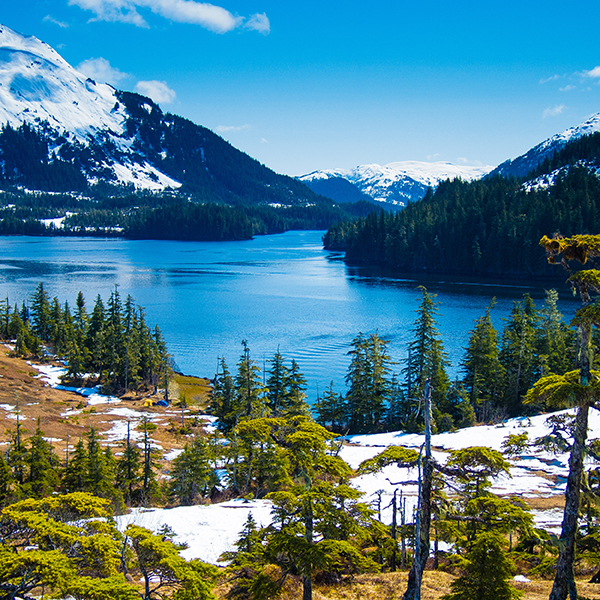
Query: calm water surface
0,231,578,398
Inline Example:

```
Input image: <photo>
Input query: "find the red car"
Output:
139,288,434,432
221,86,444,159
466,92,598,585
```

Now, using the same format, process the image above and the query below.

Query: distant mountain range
490,113,600,179
300,115,600,207
299,161,494,207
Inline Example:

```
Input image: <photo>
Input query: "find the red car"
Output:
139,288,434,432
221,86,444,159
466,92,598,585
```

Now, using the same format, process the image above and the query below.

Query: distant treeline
0,188,379,241
324,132,600,278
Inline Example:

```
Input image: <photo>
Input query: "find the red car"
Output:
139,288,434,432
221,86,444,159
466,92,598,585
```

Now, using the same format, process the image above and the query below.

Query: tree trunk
303,499,314,600
404,380,433,600
391,489,397,572
549,402,589,600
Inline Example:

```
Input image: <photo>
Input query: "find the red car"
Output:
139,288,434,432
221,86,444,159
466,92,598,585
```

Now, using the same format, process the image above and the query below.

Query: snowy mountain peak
0,23,184,191
0,23,127,142
491,112,600,179
300,160,493,206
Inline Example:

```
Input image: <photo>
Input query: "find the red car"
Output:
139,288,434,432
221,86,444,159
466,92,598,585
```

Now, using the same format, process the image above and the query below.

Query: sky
2,1,600,177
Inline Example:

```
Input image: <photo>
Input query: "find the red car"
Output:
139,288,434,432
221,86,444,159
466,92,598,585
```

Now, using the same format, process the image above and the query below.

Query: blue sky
2,0,600,176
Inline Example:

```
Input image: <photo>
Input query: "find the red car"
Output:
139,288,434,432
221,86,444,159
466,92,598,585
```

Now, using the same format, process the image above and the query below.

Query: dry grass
214,572,600,600
172,372,212,407
523,495,565,510
0,347,211,468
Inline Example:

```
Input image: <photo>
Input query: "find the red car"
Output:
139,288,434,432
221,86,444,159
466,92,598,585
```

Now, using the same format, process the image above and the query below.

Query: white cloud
583,66,600,79
69,0,268,34
543,105,566,119
244,12,270,35
77,57,130,85
215,124,251,133
559,85,576,92
540,74,561,84
134,80,176,104
44,15,69,28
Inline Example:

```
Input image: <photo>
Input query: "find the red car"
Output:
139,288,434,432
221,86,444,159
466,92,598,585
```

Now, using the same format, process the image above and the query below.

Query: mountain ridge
299,160,494,206
0,23,323,207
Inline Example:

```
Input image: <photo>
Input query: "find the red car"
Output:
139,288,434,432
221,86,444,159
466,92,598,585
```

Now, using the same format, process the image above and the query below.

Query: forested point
323,132,600,278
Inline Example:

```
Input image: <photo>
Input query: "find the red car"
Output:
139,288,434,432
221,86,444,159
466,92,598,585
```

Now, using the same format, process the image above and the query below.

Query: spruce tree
500,294,539,417
461,302,504,422
442,531,521,600
403,287,450,429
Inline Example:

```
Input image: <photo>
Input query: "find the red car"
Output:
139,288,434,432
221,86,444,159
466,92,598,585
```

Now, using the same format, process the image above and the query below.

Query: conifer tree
116,421,141,505
30,282,51,342
266,349,289,416
169,437,218,505
0,451,12,505
345,333,392,433
314,381,346,432
462,302,504,421
63,438,88,492
403,287,450,429
537,289,574,376
500,294,539,416
23,419,60,498
282,359,309,416
235,340,266,420
526,234,600,600
441,531,521,600
211,357,237,433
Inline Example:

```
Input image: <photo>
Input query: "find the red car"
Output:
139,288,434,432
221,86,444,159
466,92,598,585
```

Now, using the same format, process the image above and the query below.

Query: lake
0,231,578,399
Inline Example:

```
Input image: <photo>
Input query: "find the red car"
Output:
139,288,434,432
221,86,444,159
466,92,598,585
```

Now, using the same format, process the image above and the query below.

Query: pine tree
169,437,218,505
404,287,450,429
442,532,521,600
461,302,504,422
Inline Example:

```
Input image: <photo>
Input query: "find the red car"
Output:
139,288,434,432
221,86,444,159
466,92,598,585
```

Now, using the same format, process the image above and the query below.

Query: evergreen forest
323,132,600,278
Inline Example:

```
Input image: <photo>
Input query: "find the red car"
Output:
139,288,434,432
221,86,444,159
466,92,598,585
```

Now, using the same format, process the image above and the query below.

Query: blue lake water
0,231,579,399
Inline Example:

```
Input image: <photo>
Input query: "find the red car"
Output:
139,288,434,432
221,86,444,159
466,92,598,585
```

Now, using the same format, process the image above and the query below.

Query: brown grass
0,347,211,469
524,495,565,510
213,572,600,600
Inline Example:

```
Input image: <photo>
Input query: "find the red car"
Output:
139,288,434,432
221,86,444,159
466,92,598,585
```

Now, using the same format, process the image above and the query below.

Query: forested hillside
324,132,600,278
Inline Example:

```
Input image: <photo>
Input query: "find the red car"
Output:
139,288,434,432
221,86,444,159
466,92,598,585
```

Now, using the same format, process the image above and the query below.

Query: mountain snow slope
0,24,181,191
299,161,494,206
490,112,600,179
0,24,320,206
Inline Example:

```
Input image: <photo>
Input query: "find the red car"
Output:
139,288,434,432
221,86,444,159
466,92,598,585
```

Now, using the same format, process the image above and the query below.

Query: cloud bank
134,80,177,104
69,0,269,34
77,57,130,86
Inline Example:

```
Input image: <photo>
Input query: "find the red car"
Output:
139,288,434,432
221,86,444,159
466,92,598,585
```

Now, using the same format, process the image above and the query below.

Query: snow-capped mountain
490,113,600,179
299,161,494,206
0,24,319,205
0,23,181,191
